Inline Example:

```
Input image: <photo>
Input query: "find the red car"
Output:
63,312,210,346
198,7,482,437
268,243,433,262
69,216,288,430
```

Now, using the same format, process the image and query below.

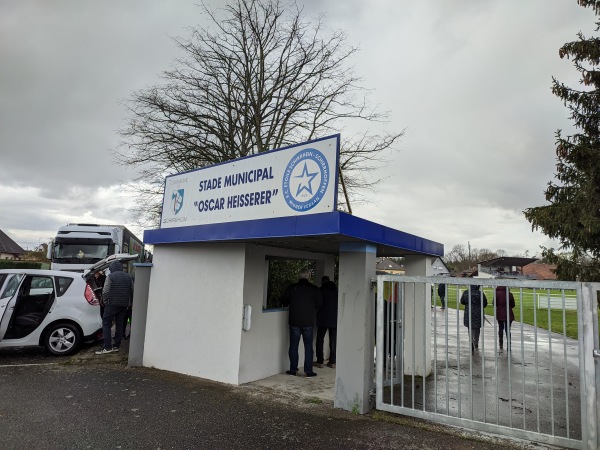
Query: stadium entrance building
132,135,443,414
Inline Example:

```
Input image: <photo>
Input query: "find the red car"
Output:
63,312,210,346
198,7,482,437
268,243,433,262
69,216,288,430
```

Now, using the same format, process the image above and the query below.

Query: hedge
0,260,43,270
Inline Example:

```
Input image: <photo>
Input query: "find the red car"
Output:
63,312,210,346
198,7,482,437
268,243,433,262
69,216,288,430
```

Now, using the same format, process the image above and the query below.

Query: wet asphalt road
0,344,551,450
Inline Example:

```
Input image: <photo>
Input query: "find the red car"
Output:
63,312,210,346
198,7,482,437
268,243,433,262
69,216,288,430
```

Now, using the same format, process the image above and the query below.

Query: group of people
282,269,338,378
93,260,135,355
459,284,515,354
92,263,515,366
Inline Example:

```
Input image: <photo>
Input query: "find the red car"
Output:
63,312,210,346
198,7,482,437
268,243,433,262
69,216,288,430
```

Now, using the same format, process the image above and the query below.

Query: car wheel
44,323,81,356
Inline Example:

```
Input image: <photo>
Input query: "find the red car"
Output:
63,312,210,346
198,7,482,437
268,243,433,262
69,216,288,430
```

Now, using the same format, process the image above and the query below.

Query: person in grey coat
460,284,488,353
95,260,134,354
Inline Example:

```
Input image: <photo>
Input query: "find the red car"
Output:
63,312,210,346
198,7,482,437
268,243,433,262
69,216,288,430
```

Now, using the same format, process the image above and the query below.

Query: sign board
160,135,340,228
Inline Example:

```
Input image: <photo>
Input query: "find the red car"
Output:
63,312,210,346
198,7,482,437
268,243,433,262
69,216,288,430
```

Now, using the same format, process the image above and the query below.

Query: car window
28,276,54,295
0,274,24,299
31,277,53,289
55,276,74,297
0,274,6,292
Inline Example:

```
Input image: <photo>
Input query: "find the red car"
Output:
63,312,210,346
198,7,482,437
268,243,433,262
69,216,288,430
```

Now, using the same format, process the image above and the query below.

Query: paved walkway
0,346,540,450
0,319,573,450
422,306,581,441
251,307,583,447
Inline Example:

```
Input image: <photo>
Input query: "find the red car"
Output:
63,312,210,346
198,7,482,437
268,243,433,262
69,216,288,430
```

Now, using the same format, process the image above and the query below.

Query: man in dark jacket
315,276,338,368
282,269,322,377
460,284,488,353
95,260,134,354
437,283,446,310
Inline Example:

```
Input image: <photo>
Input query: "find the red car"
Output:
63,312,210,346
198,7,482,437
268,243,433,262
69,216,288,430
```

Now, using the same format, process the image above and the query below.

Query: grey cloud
0,0,592,255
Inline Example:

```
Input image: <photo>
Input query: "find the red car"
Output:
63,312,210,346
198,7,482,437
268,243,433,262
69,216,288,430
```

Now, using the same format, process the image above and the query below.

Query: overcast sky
0,0,593,258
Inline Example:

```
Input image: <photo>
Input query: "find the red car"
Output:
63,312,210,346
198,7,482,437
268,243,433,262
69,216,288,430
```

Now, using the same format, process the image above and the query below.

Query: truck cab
48,224,121,272
48,223,146,273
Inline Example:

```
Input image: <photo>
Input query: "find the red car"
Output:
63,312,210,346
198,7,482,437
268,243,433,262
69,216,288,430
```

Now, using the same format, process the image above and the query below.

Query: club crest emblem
171,189,184,215
282,148,329,212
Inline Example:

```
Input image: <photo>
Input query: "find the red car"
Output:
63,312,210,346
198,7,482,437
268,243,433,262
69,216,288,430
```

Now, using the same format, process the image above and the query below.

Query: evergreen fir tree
524,0,600,282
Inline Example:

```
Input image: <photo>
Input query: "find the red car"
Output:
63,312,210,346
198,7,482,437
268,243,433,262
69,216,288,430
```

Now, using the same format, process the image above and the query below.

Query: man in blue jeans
95,260,134,355
282,268,322,377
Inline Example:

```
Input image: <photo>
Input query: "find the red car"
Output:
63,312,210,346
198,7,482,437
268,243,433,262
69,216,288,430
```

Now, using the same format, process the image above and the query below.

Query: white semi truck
47,223,145,273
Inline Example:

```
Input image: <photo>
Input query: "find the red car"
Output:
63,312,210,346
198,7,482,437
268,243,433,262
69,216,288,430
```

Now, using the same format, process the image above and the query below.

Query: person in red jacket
495,285,515,352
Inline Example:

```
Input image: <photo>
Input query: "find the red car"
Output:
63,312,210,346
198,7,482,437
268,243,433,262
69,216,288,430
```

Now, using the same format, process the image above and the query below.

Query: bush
0,260,43,270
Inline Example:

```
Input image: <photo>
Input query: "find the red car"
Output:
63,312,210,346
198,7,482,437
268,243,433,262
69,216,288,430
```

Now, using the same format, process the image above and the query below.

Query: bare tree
444,244,469,273
117,0,403,227
444,245,513,273
475,248,498,263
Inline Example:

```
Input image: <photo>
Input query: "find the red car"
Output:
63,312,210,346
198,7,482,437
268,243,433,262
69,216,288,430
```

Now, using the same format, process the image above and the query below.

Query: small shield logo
171,189,184,215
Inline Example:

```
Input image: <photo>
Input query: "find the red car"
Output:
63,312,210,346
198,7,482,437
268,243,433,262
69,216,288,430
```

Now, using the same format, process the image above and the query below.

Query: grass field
432,285,580,339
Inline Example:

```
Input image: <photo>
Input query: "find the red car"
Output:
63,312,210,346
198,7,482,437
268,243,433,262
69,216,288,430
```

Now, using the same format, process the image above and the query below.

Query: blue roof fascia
144,211,443,257
337,213,443,257
144,213,339,244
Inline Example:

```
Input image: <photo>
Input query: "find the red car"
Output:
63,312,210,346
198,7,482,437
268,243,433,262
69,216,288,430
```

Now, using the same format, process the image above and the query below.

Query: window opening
264,257,315,310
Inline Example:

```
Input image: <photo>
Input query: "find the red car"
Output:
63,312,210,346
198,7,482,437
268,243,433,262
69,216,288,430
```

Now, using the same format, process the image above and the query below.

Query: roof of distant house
431,257,450,273
478,257,537,268
0,229,25,255
460,269,478,278
376,258,403,271
523,262,557,280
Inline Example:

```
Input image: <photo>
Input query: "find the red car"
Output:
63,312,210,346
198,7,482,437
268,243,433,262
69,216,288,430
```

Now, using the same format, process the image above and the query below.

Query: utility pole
468,241,472,270
339,165,352,215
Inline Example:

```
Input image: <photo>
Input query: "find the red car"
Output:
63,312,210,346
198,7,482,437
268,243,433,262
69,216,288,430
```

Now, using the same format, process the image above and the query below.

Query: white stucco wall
143,242,335,386
143,243,246,385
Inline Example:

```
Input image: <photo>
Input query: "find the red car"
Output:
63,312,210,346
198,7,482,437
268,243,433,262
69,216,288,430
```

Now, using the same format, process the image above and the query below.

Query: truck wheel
44,323,81,356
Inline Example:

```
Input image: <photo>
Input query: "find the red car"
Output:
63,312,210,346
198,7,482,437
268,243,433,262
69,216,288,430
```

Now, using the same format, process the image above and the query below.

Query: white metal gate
375,275,600,449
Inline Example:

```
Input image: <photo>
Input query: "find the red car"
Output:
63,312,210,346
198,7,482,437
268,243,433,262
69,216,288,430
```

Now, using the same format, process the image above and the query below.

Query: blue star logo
294,162,318,196
282,148,330,212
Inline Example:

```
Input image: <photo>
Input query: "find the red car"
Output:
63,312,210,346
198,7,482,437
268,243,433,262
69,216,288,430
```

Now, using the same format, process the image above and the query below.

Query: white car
0,253,137,356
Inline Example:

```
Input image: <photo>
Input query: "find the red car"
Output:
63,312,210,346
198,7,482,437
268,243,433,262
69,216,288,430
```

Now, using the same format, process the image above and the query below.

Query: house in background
522,262,558,280
376,256,450,276
431,256,450,276
376,257,404,275
0,229,25,260
476,256,537,279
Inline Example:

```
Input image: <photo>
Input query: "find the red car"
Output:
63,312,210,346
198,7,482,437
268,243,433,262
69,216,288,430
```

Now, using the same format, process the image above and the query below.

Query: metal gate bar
375,275,597,449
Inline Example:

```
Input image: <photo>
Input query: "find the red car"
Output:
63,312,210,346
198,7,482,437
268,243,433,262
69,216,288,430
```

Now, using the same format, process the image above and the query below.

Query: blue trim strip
331,135,340,210
144,211,443,257
338,213,443,256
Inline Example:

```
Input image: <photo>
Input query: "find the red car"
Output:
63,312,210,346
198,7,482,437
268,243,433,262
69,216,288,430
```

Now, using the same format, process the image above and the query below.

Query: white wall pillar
128,263,152,367
143,244,246,385
402,255,433,376
335,243,376,414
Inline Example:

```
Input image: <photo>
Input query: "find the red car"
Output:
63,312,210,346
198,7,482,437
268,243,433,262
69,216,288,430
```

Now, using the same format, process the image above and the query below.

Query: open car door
0,274,25,341
84,253,139,282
